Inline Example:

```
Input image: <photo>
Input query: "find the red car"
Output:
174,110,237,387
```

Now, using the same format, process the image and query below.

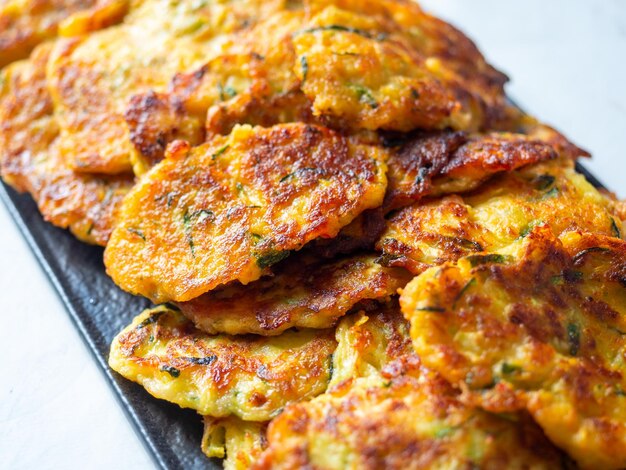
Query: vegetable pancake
0,0,127,68
46,0,289,174
202,417,267,470
109,305,336,421
401,227,626,469
383,130,559,211
177,253,411,336
378,158,624,274
0,43,133,245
255,304,567,469
105,123,388,303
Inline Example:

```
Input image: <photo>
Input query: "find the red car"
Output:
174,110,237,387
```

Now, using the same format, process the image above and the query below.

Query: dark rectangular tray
0,162,604,470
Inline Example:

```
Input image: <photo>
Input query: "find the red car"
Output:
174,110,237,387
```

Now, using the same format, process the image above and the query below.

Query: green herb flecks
295,24,388,41
611,218,622,239
519,220,544,238
211,144,229,160
160,365,181,378
255,250,291,269
572,246,611,264
352,85,378,108
454,278,476,306
466,253,509,267
415,306,446,313
567,323,580,356
533,174,555,190
136,311,165,329
501,363,522,375
183,209,195,256
217,82,237,101
542,187,559,199
185,355,217,365
328,353,334,384
279,167,318,183
300,56,308,84
127,227,146,241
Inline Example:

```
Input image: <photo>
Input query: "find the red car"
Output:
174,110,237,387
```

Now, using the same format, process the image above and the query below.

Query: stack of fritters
1,0,624,468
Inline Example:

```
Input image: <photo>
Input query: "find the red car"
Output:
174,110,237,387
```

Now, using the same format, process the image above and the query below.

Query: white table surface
0,1,624,469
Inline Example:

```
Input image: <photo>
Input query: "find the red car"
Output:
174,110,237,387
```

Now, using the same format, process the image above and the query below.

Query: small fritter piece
109,306,336,421
401,227,626,469
293,0,509,133
0,0,127,68
378,159,623,274
202,417,267,470
0,43,133,245
47,0,288,174
177,254,411,336
384,130,557,210
105,123,388,302
255,307,566,470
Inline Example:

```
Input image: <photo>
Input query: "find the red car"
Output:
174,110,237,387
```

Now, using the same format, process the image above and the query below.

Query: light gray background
0,1,624,469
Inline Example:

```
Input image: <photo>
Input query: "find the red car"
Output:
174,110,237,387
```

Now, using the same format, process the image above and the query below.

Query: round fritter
0,43,134,245
383,130,558,211
104,123,388,303
0,0,127,68
202,417,267,470
292,0,510,133
108,305,337,421
378,159,623,274
46,0,289,175
256,302,567,469
401,227,626,469
177,253,411,336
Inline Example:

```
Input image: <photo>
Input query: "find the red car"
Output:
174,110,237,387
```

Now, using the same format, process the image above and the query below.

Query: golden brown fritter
255,362,568,470
292,1,509,133
202,417,267,470
401,227,626,469
378,159,623,274
109,305,337,421
46,0,290,174
177,253,411,336
0,0,127,68
0,43,133,245
383,130,558,211
255,304,567,470
104,123,388,303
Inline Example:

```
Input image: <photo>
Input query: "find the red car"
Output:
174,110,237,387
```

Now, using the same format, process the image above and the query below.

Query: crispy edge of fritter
108,305,337,421
176,253,411,336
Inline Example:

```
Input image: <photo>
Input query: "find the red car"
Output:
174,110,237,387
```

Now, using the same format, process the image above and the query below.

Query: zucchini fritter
293,0,509,133
255,304,567,469
401,227,626,469
177,254,411,336
378,159,623,274
202,417,267,470
0,43,133,245
255,363,568,470
384,130,558,210
104,123,388,303
0,0,127,68
109,305,337,421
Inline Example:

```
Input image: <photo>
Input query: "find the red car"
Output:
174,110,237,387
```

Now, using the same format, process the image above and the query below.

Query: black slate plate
0,161,605,470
